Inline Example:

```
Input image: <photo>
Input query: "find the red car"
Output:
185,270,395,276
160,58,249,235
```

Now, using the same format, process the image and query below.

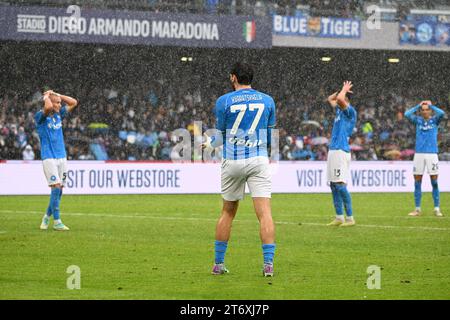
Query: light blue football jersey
405,105,445,154
214,88,276,160
34,105,68,160
329,104,357,153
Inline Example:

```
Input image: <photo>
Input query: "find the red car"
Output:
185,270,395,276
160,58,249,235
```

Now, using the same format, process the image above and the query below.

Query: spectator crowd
3,0,448,20
1,0,448,162
1,80,448,162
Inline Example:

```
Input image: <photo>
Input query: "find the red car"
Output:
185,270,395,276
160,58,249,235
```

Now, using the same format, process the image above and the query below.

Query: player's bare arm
327,92,338,108
337,81,353,110
43,93,53,116
58,93,78,112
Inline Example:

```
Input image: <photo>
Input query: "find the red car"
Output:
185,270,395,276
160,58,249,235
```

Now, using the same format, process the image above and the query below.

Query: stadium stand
0,1,448,161
2,0,450,18
1,45,448,162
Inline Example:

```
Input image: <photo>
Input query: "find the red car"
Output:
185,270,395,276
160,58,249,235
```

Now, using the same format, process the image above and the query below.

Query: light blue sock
431,178,440,208
330,183,344,217
414,180,422,208
262,243,276,264
51,188,62,221
336,184,353,217
214,240,228,264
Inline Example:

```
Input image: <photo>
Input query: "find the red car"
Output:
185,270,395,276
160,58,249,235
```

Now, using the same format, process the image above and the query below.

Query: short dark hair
230,62,254,85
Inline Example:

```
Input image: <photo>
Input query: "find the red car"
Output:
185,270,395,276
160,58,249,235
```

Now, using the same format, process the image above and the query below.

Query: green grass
0,193,449,300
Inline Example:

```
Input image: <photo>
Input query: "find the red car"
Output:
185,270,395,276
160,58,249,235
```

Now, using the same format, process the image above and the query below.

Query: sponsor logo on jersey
47,116,62,130
419,122,435,131
47,122,63,130
228,137,263,148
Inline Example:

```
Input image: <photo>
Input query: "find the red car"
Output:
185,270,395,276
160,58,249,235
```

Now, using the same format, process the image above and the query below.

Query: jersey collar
235,88,254,93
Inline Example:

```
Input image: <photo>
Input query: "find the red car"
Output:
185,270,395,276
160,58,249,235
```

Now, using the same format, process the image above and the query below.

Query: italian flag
243,20,256,43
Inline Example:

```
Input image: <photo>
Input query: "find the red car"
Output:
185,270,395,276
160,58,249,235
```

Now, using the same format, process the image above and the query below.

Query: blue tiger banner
273,14,361,39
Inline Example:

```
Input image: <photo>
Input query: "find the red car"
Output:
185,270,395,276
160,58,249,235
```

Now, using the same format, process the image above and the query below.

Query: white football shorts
413,153,439,175
42,158,68,186
221,156,271,201
327,149,351,183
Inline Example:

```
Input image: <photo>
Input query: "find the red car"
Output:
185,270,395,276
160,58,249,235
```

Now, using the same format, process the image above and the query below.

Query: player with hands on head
35,89,78,231
404,100,446,217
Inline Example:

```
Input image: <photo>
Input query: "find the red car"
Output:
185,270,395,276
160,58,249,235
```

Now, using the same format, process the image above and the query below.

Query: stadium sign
273,14,361,39
0,161,449,195
0,5,272,48
400,18,450,46
273,19,450,51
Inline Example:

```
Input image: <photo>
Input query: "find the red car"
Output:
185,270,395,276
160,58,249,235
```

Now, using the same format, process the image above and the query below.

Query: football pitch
0,193,449,300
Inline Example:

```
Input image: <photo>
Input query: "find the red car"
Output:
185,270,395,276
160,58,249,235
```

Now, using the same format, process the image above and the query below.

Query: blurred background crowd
1,0,449,161
1,60,448,161
4,0,447,19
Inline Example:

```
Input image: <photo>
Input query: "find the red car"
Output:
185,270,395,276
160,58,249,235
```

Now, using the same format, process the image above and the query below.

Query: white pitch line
276,221,450,231
0,209,447,220
0,209,446,220
0,209,449,232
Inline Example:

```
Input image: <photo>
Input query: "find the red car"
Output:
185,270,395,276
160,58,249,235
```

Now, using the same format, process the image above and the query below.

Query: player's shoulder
432,113,442,121
59,103,68,111
253,89,275,106
216,91,234,107
415,116,424,123
253,89,274,100
34,109,45,119
347,104,357,115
